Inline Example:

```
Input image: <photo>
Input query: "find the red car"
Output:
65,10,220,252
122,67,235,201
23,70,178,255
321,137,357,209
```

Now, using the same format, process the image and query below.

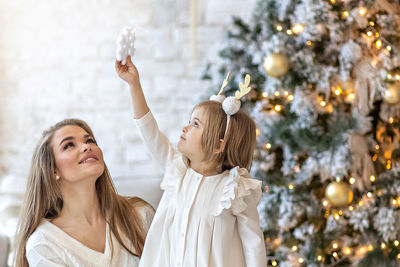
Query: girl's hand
115,55,140,87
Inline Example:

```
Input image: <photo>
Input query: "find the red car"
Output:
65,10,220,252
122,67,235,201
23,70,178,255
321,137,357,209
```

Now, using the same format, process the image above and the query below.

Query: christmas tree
203,0,400,266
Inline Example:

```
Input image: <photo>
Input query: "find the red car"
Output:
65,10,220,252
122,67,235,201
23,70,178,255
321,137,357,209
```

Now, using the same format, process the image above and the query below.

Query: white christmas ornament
116,27,136,65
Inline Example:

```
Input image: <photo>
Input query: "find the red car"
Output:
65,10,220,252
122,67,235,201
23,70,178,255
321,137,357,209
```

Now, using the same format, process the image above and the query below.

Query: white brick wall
0,0,256,182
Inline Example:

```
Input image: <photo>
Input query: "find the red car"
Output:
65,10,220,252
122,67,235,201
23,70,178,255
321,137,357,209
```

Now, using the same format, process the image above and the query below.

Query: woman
14,118,154,267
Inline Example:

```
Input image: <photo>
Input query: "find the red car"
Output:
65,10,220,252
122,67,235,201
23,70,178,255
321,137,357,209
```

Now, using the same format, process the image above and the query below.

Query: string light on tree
332,242,339,249
383,83,400,105
359,7,367,16
344,247,352,255
292,24,304,34
376,40,382,49
274,105,282,112
386,160,391,170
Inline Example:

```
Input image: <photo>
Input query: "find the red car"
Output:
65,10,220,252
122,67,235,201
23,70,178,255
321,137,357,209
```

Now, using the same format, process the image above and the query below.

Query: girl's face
51,125,105,184
177,107,206,162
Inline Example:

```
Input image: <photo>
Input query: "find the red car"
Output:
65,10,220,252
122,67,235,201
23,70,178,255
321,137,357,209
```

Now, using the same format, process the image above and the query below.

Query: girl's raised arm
115,55,150,119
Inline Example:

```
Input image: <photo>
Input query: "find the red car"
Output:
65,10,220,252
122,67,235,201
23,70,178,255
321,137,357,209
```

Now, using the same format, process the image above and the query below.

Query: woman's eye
86,138,96,144
63,142,74,150
194,122,199,127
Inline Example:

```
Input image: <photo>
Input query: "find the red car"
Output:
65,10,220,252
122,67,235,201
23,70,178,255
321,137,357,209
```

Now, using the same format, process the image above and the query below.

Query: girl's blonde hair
195,100,256,171
14,119,151,267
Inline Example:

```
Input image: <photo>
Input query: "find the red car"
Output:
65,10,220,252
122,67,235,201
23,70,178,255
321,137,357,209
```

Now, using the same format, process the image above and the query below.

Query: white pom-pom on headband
116,27,136,65
209,72,252,139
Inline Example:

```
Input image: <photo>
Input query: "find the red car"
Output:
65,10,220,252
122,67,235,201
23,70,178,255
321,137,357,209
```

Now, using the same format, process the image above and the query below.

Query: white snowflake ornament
116,27,136,65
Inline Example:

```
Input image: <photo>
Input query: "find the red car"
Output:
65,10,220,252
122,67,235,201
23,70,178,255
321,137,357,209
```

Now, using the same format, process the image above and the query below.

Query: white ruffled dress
136,112,266,267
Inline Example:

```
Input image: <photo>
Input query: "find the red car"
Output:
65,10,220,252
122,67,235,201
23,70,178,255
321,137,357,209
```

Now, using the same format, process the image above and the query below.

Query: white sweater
26,205,154,267
136,112,266,267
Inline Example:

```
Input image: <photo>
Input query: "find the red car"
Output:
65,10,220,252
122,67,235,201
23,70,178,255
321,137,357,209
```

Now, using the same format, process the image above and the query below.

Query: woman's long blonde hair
14,119,150,267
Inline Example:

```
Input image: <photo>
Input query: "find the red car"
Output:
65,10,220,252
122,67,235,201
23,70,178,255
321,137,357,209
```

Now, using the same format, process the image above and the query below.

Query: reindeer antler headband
209,72,252,139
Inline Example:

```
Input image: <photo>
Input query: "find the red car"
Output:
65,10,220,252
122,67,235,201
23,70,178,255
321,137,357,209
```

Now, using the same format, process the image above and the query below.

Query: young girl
116,56,266,267
14,118,154,267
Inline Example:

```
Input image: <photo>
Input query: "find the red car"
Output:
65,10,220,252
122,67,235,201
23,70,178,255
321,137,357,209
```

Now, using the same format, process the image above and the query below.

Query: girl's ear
214,139,226,154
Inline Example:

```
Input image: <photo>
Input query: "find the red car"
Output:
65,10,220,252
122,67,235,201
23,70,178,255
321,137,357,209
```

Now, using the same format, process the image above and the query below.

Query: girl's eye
194,121,199,127
63,142,74,150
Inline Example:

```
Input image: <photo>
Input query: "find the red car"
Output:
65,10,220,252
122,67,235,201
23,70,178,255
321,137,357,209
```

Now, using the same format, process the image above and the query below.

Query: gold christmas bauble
325,181,353,207
263,52,290,78
383,83,400,105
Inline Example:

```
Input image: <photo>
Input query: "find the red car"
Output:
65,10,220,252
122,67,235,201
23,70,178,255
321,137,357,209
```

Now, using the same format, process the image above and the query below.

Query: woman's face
51,125,105,184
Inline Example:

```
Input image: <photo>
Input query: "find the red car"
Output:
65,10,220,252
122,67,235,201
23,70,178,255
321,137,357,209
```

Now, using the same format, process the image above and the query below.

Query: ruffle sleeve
215,166,262,216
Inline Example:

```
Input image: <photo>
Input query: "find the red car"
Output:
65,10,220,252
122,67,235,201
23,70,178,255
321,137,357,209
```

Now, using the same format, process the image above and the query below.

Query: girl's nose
182,125,188,133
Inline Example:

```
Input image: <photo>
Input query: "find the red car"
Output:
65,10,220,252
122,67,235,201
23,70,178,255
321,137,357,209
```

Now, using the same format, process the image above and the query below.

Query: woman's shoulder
26,221,61,254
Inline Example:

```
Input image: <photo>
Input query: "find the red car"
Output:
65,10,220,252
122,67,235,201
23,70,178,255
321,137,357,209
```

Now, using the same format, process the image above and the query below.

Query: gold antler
217,72,231,95
235,74,251,100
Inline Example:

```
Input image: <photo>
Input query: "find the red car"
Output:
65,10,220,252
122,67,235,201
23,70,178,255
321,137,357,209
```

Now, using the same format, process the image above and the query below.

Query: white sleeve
134,111,177,169
236,194,267,267
26,243,66,267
